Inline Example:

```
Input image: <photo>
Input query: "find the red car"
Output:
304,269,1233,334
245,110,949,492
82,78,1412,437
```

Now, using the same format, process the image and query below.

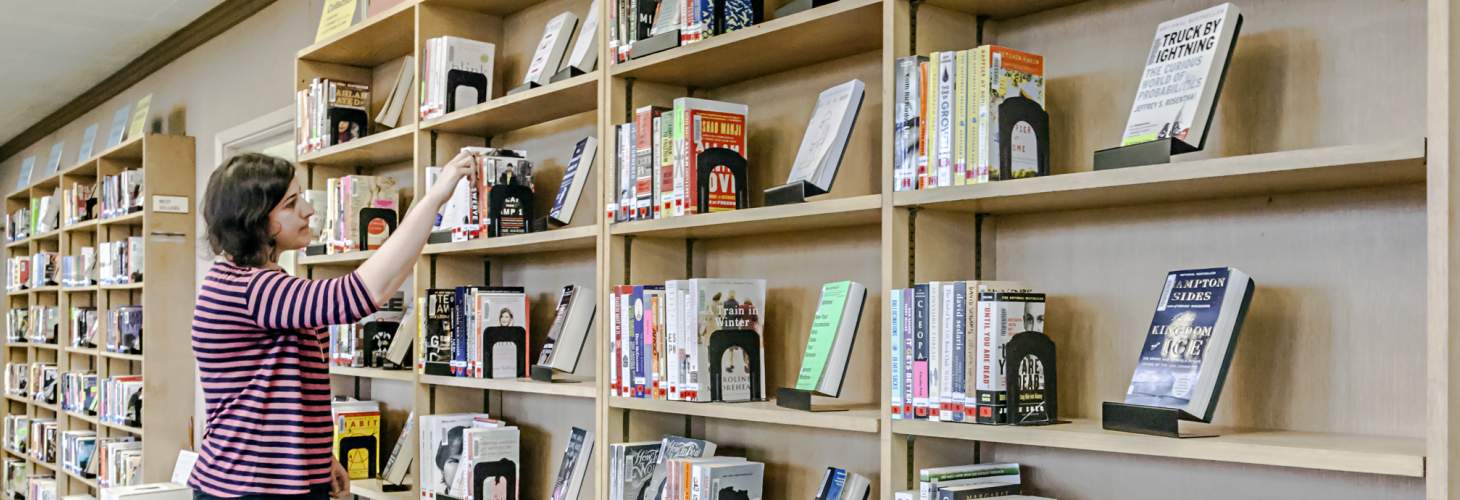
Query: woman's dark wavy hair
203,153,296,268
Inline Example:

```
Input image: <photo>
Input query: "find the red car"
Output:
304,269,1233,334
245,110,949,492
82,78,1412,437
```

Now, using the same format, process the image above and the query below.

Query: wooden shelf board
63,410,99,425
99,351,143,362
423,0,548,16
297,0,417,67
64,347,98,356
4,395,28,405
298,125,417,167
609,397,880,433
31,344,58,351
100,420,144,436
420,73,598,136
98,136,144,163
30,286,60,294
63,285,99,293
3,448,21,460
916,0,1089,18
423,225,598,256
30,458,57,473
30,175,59,191
893,139,1427,214
31,229,59,242
62,219,99,232
419,374,597,398
6,290,26,297
610,194,881,239
101,282,144,291
62,467,99,488
610,0,883,88
62,159,96,177
32,400,58,413
300,250,376,266
5,238,26,249
892,418,1425,478
98,211,144,227
330,366,416,382
351,478,413,500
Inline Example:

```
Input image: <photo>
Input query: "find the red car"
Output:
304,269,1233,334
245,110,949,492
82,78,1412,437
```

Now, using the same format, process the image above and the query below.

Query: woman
190,151,476,499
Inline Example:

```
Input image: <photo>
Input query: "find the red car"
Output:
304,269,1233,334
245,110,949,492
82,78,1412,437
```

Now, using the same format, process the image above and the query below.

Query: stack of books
418,287,530,379
894,463,1024,499
611,99,748,223
419,37,494,121
296,78,371,155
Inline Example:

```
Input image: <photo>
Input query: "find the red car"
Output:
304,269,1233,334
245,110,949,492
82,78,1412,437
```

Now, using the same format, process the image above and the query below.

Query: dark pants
193,484,332,500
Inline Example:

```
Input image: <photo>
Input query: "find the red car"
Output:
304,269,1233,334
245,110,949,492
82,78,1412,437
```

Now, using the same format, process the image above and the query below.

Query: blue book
817,467,847,500
1125,267,1254,422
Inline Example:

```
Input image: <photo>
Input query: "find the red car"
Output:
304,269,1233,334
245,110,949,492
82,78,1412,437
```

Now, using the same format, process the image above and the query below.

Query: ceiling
0,0,227,147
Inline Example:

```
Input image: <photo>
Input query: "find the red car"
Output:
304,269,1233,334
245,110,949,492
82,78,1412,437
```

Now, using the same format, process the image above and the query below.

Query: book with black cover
1124,267,1254,422
422,289,457,376
327,82,370,146
487,168,534,237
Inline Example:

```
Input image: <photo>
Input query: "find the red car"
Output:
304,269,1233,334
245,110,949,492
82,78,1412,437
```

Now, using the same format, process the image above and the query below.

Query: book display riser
0,134,196,498
289,0,1460,498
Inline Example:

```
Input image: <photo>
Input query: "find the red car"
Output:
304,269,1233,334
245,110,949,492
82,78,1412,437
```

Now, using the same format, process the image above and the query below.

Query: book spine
974,292,998,424
659,111,676,218
665,282,679,401
893,57,914,192
609,288,620,397
672,101,686,217
975,46,991,183
962,284,979,421
890,289,903,419
620,287,634,397
683,283,700,401
649,289,663,399
936,51,955,187
930,283,944,421
923,55,939,189
950,281,966,422
902,288,915,418
912,284,929,418
631,286,646,398
953,49,968,187
939,282,956,421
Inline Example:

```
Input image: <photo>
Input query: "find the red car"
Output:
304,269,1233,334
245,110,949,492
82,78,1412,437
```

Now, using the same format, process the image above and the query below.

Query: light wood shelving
255,0,1457,499
1,134,196,498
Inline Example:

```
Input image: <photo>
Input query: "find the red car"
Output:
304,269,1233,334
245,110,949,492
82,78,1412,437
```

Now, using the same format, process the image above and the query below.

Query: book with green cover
794,280,868,396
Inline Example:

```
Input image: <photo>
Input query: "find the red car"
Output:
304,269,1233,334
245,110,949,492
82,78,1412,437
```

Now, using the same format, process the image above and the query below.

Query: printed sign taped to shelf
153,195,189,214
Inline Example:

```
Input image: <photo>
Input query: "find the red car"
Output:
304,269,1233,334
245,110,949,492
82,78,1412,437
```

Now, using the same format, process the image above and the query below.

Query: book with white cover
525,12,579,86
564,0,600,73
550,137,597,226
536,284,595,373
548,427,593,500
376,55,415,128
786,80,865,194
1119,3,1241,149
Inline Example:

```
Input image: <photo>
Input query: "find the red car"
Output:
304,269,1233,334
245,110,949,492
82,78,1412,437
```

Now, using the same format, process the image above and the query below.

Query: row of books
609,435,763,500
58,430,96,478
6,306,58,345
894,462,1028,500
2,458,23,500
888,281,1047,425
5,363,56,405
426,148,537,243
608,0,761,63
418,287,531,378
328,297,407,369
70,307,99,350
316,175,399,254
5,169,138,242
22,418,56,464
98,238,144,285
93,438,142,488
296,78,370,156
27,189,59,236
610,99,748,223
4,239,141,292
23,476,54,500
419,413,521,500
892,46,1049,192
331,399,384,480
98,375,142,428
609,279,767,403
5,208,28,242
98,169,145,220
59,372,97,416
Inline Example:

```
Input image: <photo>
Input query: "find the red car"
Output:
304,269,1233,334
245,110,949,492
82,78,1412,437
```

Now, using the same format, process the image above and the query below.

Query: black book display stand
632,30,681,60
764,180,825,207
1092,137,1199,171
1101,402,1218,438
775,387,851,413
550,66,586,83
529,364,588,383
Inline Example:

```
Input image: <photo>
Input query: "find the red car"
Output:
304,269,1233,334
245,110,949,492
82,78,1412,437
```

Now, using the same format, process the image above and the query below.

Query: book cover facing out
1125,267,1253,421
796,281,851,392
334,412,380,479
476,288,529,378
1005,330,1056,425
693,279,766,402
1120,3,1242,149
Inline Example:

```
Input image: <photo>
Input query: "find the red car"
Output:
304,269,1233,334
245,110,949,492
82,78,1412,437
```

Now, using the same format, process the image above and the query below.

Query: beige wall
0,0,324,198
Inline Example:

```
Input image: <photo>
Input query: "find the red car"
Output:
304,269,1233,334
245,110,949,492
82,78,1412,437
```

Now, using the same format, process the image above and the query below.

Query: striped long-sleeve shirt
189,260,378,497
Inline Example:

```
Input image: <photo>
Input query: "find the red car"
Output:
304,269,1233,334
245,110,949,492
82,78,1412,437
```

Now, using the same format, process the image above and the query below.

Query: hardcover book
106,107,130,148
646,435,716,500
420,413,487,499
333,409,380,480
327,82,370,147
1120,3,1241,149
795,280,868,397
688,279,766,402
565,0,600,72
971,46,1046,181
421,289,457,376
458,426,519,500
893,57,924,191
700,461,763,500
613,442,660,500
537,284,595,374
525,12,579,86
473,288,530,378
786,80,865,194
1125,267,1254,422
549,427,593,500
974,292,1044,425
550,137,597,226
672,98,747,215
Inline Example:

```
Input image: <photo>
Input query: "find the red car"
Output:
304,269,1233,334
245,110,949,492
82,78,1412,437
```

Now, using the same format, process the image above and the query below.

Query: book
1005,327,1056,425
672,98,748,215
565,0,601,73
77,124,97,160
935,482,1021,499
919,463,1020,500
786,80,865,194
473,288,530,378
894,56,926,192
970,46,1046,180
485,160,534,237
1120,3,1241,149
105,106,130,148
549,427,593,500
380,411,416,485
816,467,846,500
954,49,968,186
890,289,904,419
526,12,579,86
458,426,519,500
14,156,35,192
550,137,597,226
610,441,661,500
421,289,457,376
125,94,150,141
44,143,64,177
697,461,763,500
537,284,596,374
911,284,930,418
795,281,867,397
934,52,953,187
1125,267,1254,421
375,55,416,128
687,279,765,402
962,281,1027,422
332,402,381,479
635,106,669,220
316,0,365,42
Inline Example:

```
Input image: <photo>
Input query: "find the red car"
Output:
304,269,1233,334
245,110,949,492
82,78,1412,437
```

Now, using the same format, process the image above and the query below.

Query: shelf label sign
153,195,189,214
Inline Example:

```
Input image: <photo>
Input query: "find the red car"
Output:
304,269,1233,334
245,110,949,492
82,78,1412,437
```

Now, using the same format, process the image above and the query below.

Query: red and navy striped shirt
189,260,377,497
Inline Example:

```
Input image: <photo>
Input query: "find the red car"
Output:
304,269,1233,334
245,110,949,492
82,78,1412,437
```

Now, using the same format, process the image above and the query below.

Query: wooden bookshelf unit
294,0,1456,498
1,134,196,497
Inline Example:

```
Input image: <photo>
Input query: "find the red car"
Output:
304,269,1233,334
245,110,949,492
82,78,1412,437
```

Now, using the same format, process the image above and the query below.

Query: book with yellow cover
333,409,381,479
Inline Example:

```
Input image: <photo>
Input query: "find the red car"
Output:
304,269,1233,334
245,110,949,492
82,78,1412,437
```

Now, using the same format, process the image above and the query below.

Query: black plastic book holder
550,66,586,83
1092,137,1198,171
632,30,681,60
764,180,826,207
1101,401,1218,439
528,364,586,383
775,387,849,413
